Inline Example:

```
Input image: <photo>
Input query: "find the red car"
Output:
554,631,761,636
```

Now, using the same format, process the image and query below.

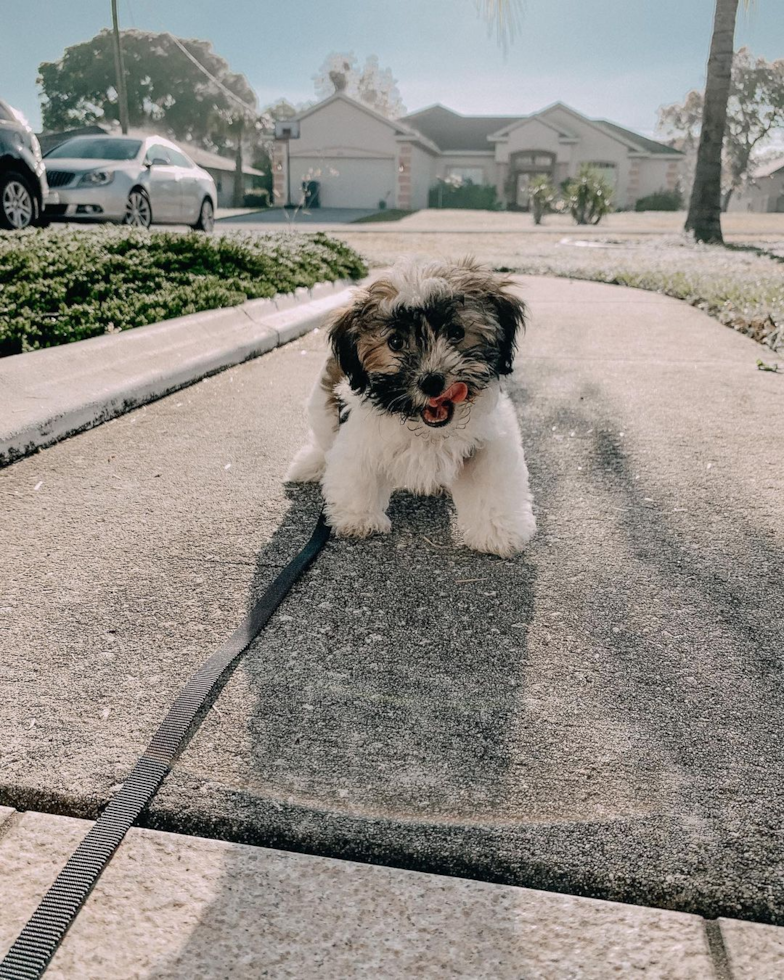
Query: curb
0,280,356,467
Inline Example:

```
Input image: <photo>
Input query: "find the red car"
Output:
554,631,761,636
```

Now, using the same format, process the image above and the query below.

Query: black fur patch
330,306,368,392
486,292,527,375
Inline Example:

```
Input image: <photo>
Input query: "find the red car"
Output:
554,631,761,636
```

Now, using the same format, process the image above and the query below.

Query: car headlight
78,170,114,187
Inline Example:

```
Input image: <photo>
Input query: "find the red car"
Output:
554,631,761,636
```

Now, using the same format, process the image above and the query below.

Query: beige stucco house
727,156,784,213
272,93,682,211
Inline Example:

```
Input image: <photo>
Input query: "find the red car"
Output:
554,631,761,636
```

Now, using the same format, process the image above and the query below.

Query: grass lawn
351,209,418,224
0,228,367,356
331,224,784,355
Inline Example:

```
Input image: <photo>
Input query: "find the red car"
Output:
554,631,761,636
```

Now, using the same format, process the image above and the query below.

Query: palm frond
475,0,523,51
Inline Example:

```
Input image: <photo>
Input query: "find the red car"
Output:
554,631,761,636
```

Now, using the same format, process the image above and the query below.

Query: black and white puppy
287,258,536,557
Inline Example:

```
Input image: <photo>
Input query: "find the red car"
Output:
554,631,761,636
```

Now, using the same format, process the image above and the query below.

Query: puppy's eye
387,334,405,352
447,324,465,343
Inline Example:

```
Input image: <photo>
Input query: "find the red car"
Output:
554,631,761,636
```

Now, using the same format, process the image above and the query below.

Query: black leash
0,512,331,980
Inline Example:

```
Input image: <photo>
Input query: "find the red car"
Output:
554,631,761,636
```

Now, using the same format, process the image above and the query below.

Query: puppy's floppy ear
329,302,368,392
487,285,527,376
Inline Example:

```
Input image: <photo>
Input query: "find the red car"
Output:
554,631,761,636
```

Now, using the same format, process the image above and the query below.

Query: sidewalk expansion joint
703,919,734,980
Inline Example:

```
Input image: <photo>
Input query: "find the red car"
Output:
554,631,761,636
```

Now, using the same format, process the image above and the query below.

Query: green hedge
0,228,367,356
634,189,683,211
429,181,498,210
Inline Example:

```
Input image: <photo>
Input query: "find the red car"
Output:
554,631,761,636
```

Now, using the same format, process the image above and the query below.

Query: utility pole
111,0,130,134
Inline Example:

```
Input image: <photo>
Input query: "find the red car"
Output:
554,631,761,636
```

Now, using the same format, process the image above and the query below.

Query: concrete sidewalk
3,806,781,979
0,280,355,466
2,276,783,964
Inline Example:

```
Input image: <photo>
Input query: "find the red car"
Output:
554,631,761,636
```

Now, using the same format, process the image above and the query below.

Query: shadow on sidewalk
145,472,539,977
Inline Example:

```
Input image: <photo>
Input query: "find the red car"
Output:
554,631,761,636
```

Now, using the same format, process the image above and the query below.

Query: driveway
1,276,782,925
217,207,377,226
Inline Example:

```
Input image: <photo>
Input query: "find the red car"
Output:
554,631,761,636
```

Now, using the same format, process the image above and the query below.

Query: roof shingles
402,105,521,152
403,103,680,156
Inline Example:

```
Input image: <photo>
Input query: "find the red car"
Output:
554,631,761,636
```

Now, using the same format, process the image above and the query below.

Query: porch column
272,141,287,206
397,143,412,210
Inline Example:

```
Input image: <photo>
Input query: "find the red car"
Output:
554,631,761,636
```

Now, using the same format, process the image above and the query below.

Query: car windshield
45,138,142,161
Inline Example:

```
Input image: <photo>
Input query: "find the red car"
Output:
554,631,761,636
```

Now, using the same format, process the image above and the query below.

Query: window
445,166,485,185
513,152,554,169
586,161,617,186
46,138,143,161
145,144,173,166
167,147,194,168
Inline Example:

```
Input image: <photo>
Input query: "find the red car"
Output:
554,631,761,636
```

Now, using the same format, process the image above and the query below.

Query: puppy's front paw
285,444,326,483
328,510,392,539
459,511,536,558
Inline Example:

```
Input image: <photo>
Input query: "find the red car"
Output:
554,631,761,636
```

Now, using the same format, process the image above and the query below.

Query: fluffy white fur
286,259,536,557
287,376,535,557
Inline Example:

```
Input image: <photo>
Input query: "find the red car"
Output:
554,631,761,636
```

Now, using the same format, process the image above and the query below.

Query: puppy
286,258,535,557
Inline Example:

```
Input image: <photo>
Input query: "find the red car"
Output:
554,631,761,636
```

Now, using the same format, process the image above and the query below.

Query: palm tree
685,0,745,243
483,0,754,246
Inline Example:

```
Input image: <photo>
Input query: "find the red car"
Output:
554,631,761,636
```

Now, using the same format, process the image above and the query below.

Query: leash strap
0,512,331,980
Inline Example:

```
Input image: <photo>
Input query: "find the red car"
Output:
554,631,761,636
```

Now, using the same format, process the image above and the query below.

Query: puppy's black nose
419,373,446,397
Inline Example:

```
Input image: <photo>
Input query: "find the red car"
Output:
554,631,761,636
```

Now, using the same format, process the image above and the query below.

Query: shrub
0,228,367,356
634,189,683,211
429,179,498,210
564,166,613,225
529,176,557,225
242,189,270,208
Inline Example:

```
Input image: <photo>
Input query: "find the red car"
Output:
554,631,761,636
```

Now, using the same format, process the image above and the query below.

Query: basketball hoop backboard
274,120,300,140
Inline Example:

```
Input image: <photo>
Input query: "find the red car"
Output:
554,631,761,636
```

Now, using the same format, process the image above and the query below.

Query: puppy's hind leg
285,358,341,483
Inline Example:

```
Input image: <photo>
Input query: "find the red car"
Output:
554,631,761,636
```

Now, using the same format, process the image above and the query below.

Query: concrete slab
1,277,783,925
0,810,720,979
0,280,355,466
718,917,784,980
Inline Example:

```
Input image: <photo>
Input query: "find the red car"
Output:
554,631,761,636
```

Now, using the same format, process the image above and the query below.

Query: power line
166,33,260,119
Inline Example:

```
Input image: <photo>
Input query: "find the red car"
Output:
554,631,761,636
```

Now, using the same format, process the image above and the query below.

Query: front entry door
516,173,532,209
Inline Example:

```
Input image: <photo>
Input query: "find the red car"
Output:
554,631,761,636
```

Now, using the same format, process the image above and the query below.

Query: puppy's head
329,258,526,429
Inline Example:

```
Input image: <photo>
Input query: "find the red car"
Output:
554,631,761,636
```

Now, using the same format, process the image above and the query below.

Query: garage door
291,157,396,208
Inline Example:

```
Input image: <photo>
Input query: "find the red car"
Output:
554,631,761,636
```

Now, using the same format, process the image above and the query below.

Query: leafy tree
313,53,405,118
38,30,257,151
659,48,784,209
264,98,301,121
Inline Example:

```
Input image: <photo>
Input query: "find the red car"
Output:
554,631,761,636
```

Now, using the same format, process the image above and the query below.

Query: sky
1,0,783,138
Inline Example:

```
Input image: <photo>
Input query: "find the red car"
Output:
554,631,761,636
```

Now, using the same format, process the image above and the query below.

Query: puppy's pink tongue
427,382,468,409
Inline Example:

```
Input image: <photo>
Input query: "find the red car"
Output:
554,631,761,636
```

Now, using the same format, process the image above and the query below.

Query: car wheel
192,197,214,233
0,172,36,230
124,189,152,228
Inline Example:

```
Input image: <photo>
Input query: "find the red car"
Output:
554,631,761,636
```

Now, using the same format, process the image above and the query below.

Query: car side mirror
147,157,168,167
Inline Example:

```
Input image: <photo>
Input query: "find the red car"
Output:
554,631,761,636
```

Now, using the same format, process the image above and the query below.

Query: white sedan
43,135,217,231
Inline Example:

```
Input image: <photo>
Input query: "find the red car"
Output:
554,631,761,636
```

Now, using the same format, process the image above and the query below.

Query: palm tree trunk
685,0,740,243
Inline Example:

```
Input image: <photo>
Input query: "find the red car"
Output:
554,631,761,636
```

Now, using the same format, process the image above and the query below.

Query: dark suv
0,99,48,229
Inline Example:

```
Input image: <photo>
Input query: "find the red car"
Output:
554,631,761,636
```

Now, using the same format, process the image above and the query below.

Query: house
179,143,265,208
38,124,265,208
272,93,683,211
728,156,784,213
